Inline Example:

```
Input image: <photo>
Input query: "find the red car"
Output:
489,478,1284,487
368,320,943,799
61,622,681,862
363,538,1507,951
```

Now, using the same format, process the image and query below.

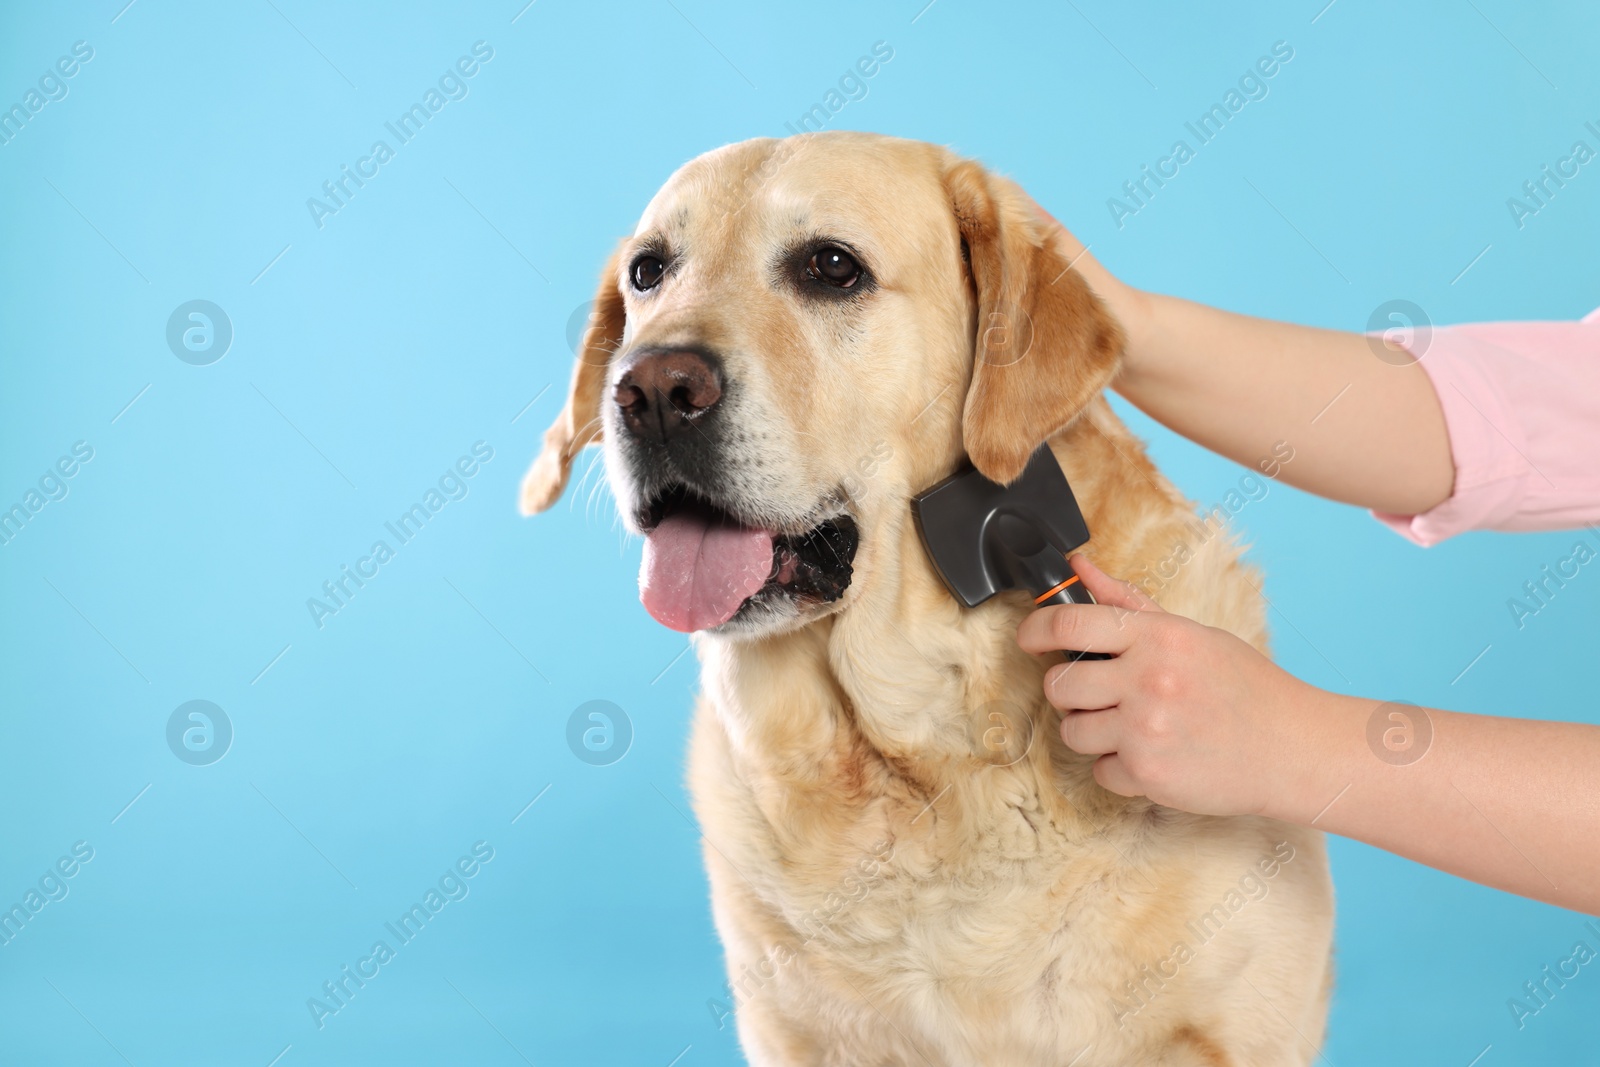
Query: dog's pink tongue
640,510,774,632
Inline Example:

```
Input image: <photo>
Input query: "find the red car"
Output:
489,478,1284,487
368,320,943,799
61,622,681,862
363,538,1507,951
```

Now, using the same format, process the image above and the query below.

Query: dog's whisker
585,468,615,526
571,414,604,446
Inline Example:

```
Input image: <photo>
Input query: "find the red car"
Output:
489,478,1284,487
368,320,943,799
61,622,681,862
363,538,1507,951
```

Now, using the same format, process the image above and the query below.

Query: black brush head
911,444,1091,607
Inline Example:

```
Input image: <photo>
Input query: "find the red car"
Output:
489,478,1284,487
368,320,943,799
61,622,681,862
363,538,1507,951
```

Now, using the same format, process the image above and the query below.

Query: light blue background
2,1,1597,1064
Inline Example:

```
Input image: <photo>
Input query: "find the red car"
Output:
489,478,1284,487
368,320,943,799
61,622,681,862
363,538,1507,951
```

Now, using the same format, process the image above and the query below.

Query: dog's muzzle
611,348,859,633
635,485,858,633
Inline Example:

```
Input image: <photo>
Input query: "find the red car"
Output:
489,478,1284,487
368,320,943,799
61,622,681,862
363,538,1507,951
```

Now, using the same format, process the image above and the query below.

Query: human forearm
1026,556,1600,916
1113,292,1455,515
1032,211,1456,515
1265,690,1600,915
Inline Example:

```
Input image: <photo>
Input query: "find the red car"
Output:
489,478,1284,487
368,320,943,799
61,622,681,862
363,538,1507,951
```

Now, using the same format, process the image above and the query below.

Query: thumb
1027,198,1088,259
1070,553,1164,614
1024,198,1119,307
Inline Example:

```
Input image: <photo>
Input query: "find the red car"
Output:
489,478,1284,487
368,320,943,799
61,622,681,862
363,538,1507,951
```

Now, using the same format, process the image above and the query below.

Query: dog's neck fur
695,408,1147,850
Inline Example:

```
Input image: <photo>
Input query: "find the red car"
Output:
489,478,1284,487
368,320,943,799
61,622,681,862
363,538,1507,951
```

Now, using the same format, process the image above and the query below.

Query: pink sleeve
1371,306,1600,546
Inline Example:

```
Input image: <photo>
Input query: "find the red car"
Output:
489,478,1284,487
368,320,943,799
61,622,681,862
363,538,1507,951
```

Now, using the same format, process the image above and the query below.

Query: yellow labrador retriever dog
521,131,1334,1066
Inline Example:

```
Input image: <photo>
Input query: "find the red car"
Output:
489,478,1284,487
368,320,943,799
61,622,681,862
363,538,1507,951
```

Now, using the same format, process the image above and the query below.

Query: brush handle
1035,568,1115,662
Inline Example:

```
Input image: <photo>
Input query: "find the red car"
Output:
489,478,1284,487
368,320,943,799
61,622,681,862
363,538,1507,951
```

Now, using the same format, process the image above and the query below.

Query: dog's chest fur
683,461,1332,1065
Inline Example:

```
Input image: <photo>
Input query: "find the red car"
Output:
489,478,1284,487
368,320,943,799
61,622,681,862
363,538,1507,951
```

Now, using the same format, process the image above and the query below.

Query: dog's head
521,132,1121,638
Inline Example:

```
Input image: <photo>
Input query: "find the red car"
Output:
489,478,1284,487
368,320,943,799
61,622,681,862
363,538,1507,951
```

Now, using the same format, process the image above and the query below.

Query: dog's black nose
614,348,723,443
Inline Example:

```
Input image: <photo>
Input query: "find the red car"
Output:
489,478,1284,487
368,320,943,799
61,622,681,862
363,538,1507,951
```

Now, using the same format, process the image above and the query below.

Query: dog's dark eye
631,255,665,291
806,245,862,289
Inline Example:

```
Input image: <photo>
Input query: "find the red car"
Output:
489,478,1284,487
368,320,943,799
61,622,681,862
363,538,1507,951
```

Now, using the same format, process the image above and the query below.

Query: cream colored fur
522,132,1334,1066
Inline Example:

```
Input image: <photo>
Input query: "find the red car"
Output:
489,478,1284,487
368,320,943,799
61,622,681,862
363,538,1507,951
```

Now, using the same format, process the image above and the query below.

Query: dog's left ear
944,159,1124,485
520,247,627,516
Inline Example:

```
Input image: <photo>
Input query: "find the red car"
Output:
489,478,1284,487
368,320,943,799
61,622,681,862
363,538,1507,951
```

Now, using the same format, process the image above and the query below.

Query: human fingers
1017,603,1138,659
1091,753,1145,798
1043,659,1122,713
1069,553,1165,614
1059,708,1122,756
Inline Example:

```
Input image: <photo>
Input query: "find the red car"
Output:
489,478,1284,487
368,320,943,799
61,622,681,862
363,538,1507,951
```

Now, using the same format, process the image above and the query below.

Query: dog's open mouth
636,485,859,633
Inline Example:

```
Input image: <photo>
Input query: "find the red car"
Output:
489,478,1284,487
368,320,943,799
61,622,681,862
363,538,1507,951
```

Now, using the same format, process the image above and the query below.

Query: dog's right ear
519,248,627,516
